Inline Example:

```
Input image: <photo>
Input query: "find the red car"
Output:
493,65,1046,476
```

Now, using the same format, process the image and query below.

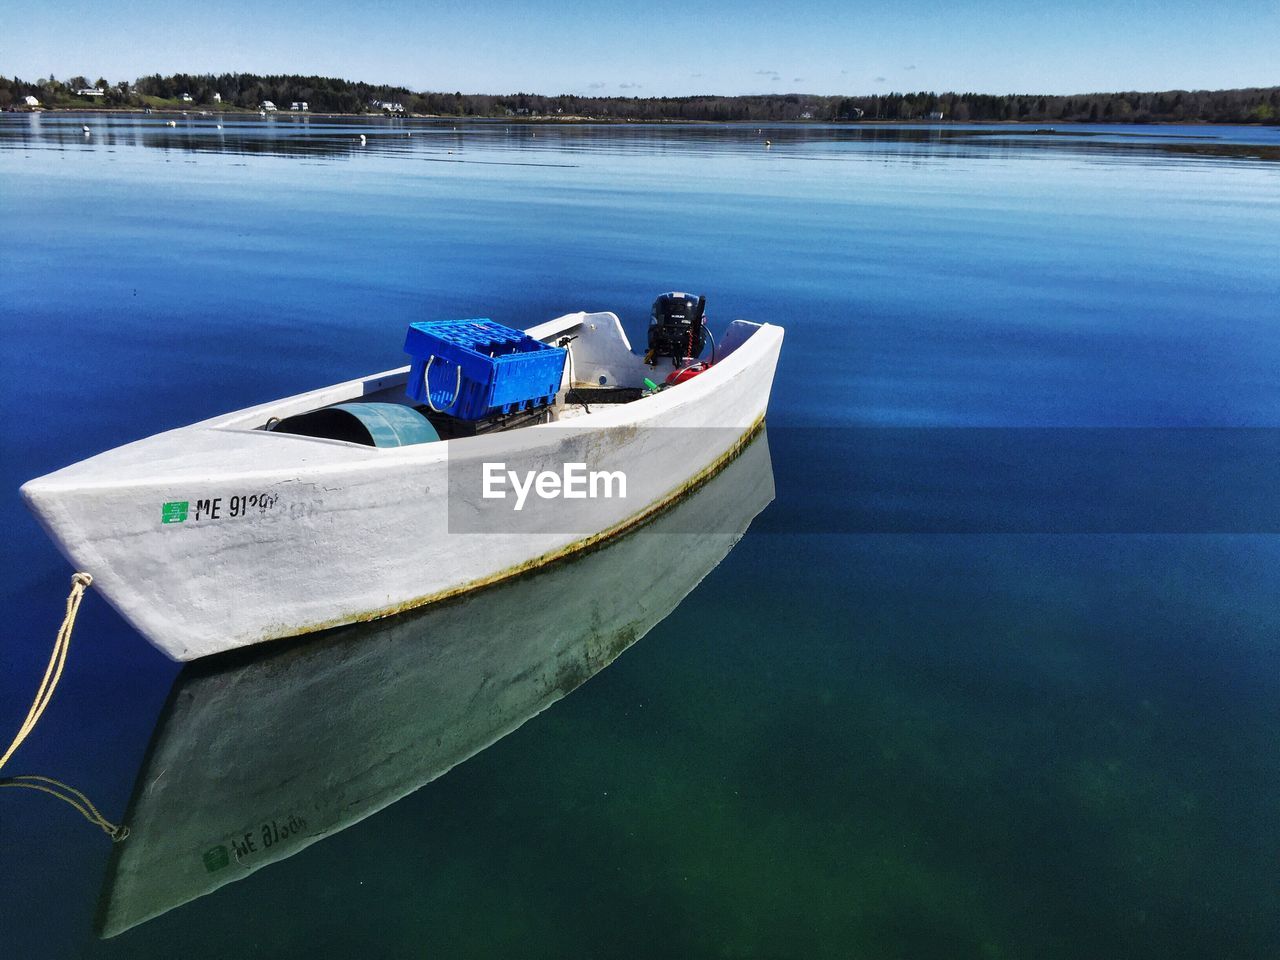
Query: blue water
2,114,1280,958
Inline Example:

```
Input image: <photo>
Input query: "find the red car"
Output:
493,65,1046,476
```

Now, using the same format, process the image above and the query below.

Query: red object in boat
665,362,712,386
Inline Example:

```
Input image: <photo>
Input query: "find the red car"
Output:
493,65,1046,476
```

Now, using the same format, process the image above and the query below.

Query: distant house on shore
77,87,106,98
799,110,813,119
212,93,222,103
927,110,945,121
23,95,40,108
261,100,278,112
290,101,309,111
180,92,193,102
372,100,405,113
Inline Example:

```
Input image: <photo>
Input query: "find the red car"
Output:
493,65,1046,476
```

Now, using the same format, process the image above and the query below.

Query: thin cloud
755,69,780,77
904,64,917,71
874,76,887,83
588,81,606,89
793,77,804,82
618,82,641,89
690,72,704,78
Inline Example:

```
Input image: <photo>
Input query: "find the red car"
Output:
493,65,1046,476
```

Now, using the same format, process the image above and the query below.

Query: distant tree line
837,88,1279,123
131,73,417,113
2,73,1277,124
0,74,131,109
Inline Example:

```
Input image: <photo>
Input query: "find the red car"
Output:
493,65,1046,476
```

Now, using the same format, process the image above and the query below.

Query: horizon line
11,71,1280,102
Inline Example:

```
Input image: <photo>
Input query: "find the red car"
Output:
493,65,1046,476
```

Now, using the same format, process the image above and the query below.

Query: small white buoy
765,139,772,147
216,123,223,130
82,125,90,136
360,133,367,144
407,131,412,137
167,120,177,127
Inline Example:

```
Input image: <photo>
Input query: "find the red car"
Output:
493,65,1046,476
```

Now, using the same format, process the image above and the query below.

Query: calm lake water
2,114,1280,958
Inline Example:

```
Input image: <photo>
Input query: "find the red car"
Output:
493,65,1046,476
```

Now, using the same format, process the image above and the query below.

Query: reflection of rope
0,573,129,842
0,775,128,841
422,356,462,414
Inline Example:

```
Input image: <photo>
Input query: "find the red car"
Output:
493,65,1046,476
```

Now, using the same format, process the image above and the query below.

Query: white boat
22,309,783,660
95,432,774,936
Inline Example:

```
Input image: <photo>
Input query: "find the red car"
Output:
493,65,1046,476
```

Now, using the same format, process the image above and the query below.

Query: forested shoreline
3,73,1276,124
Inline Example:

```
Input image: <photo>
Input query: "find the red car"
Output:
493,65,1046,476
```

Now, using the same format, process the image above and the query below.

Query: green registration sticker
202,845,230,873
161,501,189,524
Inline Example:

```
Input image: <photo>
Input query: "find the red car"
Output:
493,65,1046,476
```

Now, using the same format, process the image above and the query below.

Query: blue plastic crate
403,319,567,421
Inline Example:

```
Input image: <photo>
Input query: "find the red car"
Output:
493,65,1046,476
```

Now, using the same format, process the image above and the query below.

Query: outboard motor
645,292,708,367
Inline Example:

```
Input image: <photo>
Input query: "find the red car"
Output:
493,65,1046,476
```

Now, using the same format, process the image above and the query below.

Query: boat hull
21,318,783,660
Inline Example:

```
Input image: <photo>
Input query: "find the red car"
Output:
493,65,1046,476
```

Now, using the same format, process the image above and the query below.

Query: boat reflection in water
96,429,775,937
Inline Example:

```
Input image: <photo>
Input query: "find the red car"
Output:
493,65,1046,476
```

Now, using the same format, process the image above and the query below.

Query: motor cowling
646,292,707,366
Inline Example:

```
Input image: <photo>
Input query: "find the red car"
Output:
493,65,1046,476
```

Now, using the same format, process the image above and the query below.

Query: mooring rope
0,572,128,841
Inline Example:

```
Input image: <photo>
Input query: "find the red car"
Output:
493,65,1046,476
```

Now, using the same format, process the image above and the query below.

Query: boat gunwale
208,316,777,443
21,319,781,492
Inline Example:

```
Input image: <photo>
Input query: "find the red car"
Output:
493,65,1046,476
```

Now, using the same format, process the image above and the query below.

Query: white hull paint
22,313,783,660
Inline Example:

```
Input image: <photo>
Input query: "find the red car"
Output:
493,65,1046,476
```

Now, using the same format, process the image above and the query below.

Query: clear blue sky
7,0,1277,96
